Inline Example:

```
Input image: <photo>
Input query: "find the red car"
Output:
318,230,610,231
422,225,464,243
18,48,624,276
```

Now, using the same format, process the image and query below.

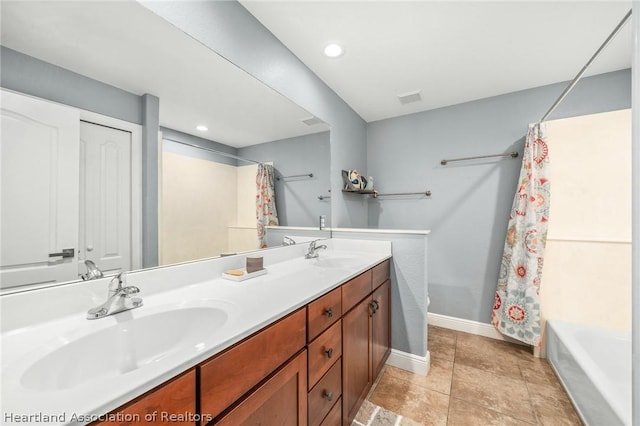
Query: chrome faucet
81,260,104,281
87,272,142,319
283,236,296,246
305,240,327,259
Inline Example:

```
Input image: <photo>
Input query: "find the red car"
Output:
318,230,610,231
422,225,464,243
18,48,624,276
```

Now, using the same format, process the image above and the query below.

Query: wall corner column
141,93,160,268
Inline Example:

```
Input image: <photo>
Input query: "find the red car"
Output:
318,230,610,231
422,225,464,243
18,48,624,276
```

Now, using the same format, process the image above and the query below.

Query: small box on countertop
246,256,264,273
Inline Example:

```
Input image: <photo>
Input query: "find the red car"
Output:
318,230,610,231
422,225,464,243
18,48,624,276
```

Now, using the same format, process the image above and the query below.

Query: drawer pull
325,348,334,358
323,390,334,402
324,307,333,318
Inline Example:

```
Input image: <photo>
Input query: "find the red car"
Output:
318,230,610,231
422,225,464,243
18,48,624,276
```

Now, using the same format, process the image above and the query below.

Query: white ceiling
0,1,327,147
240,1,633,123
2,1,633,136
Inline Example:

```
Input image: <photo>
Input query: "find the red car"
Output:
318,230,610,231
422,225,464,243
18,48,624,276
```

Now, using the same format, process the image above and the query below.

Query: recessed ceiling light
196,125,208,132
323,42,344,58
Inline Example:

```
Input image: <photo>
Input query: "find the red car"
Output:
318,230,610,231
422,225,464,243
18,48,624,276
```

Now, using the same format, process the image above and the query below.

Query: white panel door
79,121,131,276
0,90,80,289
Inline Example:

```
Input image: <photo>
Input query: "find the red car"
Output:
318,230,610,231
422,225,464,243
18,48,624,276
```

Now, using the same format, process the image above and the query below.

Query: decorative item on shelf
364,176,374,191
341,169,368,191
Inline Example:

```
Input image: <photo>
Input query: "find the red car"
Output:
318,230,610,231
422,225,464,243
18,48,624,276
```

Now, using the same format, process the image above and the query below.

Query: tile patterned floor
353,325,583,426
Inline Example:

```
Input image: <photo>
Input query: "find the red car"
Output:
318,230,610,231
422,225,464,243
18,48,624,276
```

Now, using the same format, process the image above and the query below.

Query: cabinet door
371,280,391,379
341,297,372,425
216,350,307,426
93,369,195,425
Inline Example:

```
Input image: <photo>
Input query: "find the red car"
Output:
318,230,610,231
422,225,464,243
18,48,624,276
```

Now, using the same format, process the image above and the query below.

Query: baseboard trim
428,312,527,346
385,349,430,376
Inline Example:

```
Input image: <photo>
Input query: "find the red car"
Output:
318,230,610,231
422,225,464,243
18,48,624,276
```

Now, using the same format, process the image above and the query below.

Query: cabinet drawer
342,270,372,313
319,396,342,426
93,369,195,425
372,259,390,289
308,319,342,388
307,287,342,342
308,359,342,426
199,308,306,419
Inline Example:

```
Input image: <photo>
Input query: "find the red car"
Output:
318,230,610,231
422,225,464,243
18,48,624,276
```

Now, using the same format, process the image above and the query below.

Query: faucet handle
121,286,140,296
108,272,127,295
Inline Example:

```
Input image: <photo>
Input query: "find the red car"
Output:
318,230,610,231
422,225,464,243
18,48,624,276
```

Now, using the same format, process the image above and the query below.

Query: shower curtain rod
540,9,632,122
163,137,263,165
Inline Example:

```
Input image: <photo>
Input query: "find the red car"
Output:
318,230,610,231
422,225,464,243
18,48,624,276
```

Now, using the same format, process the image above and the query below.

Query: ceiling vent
301,116,324,126
397,90,422,105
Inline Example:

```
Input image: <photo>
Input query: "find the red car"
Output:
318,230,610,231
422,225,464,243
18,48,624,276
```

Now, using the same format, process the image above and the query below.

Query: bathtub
546,320,631,426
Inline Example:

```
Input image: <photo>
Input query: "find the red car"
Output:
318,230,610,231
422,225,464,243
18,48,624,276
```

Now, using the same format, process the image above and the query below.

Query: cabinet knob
325,348,334,358
323,390,334,402
370,300,379,315
324,307,333,318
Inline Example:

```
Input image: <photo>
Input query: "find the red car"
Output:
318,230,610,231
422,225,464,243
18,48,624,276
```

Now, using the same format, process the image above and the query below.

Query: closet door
79,121,132,276
0,90,80,289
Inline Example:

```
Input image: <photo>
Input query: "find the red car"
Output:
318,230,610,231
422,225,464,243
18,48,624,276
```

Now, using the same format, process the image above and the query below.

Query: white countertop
0,238,390,425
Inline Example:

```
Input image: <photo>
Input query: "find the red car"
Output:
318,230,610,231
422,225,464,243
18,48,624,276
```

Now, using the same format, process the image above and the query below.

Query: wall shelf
342,189,432,198
341,189,376,195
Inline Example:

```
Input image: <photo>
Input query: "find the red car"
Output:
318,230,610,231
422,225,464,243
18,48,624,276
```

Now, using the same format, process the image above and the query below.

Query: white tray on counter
222,268,268,282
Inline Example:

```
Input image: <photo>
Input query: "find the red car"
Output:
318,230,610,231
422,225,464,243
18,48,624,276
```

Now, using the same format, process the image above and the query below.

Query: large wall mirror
0,1,330,292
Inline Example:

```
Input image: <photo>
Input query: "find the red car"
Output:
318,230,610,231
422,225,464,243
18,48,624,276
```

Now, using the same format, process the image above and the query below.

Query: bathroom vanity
1,239,391,426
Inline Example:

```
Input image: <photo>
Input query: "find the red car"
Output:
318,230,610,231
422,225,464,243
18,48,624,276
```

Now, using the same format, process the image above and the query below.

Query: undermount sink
21,306,229,391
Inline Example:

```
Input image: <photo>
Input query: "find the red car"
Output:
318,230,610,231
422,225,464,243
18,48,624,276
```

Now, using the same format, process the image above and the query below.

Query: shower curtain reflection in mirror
256,163,279,248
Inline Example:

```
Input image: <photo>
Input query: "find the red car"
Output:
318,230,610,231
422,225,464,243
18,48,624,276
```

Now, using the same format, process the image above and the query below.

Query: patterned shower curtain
256,163,279,248
492,123,550,346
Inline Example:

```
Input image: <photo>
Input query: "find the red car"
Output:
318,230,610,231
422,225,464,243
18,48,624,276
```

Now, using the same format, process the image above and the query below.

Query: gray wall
239,132,331,228
366,69,632,324
0,46,142,124
140,1,369,229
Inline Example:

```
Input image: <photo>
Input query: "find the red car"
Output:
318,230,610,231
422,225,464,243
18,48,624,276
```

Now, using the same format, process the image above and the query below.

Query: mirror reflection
159,128,330,266
0,0,330,291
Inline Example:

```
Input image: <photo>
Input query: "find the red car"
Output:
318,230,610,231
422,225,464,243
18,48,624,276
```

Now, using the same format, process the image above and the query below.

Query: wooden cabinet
342,296,372,425
91,259,391,426
200,309,306,420
307,287,342,341
319,397,342,426
307,289,343,426
371,280,391,379
308,320,342,388
341,271,372,312
341,260,391,425
308,359,342,426
216,350,308,426
92,369,196,426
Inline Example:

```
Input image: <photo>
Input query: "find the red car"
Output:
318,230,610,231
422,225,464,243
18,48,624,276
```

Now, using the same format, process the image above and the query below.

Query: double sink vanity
1,238,392,425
